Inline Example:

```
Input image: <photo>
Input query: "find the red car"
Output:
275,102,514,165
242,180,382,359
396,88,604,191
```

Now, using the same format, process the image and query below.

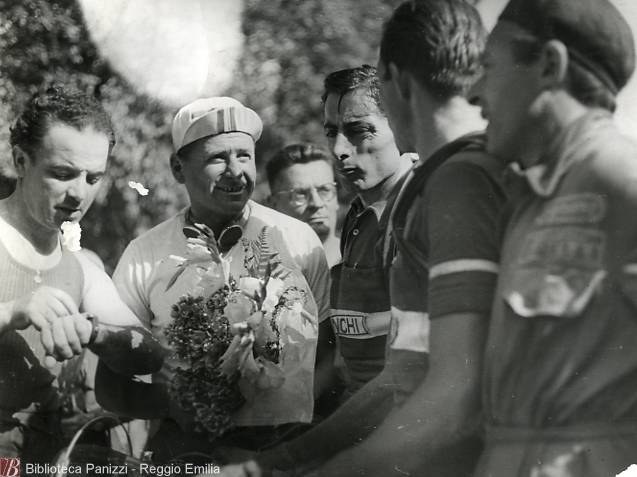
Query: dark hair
10,85,115,159
379,0,486,100
511,38,617,112
322,65,383,113
266,143,333,188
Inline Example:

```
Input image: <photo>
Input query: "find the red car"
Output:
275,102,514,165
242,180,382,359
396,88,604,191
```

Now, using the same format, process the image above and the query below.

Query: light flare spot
131,330,143,349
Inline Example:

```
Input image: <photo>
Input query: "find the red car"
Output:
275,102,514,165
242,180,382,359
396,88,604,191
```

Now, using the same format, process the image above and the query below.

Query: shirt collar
516,109,614,197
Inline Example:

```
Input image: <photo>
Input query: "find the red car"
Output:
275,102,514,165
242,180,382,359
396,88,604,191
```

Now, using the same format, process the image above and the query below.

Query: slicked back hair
10,85,115,159
379,0,486,100
322,65,383,114
266,143,333,189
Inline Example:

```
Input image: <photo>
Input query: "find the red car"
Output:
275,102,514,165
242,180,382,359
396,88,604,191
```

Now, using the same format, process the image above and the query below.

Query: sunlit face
17,123,109,232
323,89,401,194
474,21,544,163
269,160,338,242
177,132,256,221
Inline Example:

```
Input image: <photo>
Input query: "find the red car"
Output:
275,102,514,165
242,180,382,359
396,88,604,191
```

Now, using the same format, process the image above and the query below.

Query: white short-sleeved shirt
113,201,330,426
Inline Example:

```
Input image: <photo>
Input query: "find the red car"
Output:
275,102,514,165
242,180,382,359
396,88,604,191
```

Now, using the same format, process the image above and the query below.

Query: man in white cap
101,97,331,460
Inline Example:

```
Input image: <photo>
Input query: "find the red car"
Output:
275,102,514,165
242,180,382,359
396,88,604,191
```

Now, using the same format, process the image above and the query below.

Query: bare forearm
319,313,487,476
89,324,166,375
318,383,481,476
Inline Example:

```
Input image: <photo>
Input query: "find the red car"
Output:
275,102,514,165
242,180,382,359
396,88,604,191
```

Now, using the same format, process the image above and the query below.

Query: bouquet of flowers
164,221,308,439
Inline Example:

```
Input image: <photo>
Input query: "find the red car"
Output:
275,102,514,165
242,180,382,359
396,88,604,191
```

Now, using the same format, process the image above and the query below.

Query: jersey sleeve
76,251,144,327
112,241,154,329
425,157,505,319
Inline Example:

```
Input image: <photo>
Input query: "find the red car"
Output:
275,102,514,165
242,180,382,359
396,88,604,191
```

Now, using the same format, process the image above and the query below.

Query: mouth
339,167,363,180
56,206,82,216
215,182,246,194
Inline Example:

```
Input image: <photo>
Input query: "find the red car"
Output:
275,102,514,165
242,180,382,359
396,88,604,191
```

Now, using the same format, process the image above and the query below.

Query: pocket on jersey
503,267,606,319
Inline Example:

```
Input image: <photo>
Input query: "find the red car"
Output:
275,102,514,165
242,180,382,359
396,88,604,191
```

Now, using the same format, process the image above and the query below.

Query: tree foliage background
0,0,406,271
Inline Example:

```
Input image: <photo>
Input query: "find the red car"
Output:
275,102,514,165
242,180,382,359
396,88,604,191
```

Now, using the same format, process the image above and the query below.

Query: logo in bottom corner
0,458,20,477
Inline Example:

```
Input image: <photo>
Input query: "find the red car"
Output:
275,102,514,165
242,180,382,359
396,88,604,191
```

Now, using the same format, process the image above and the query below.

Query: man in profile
228,2,506,475
472,0,637,475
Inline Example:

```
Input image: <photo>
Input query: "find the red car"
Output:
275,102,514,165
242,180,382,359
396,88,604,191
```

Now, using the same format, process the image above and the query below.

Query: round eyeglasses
273,182,337,207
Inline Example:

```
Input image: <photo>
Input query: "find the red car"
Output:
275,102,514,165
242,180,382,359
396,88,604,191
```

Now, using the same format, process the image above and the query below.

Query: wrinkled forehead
323,88,382,124
192,131,255,155
276,160,335,188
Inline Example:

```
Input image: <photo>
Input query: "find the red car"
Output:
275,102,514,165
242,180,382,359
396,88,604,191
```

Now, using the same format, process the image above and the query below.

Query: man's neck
517,94,591,169
358,156,413,207
189,203,250,237
0,190,59,254
413,95,486,162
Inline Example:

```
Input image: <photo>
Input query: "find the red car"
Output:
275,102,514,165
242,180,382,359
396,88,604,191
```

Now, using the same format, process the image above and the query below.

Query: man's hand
7,286,92,360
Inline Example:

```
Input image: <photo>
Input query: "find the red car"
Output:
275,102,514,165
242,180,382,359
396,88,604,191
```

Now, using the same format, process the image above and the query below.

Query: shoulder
124,211,186,256
585,130,637,201
250,201,320,243
436,146,505,189
72,249,111,293
248,201,325,268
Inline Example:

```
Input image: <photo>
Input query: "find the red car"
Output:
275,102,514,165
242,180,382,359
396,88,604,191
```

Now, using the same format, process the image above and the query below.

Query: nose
226,156,243,177
332,133,352,162
306,187,325,209
66,175,88,204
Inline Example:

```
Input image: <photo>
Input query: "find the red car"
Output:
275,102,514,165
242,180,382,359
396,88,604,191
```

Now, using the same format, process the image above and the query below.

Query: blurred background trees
0,0,404,271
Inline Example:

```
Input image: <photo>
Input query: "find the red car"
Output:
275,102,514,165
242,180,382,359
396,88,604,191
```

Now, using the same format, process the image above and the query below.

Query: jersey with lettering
477,111,637,477
330,175,406,394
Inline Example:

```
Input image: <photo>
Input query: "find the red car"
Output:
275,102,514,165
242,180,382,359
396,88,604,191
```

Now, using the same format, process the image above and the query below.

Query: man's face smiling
177,132,256,221
18,122,109,233
323,88,400,195
475,21,544,164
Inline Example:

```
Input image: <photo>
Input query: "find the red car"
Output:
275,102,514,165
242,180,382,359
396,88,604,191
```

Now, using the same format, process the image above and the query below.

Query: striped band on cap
172,96,263,152
180,107,262,150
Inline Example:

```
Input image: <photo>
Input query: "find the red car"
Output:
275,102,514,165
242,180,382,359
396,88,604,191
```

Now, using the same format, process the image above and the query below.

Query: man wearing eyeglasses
266,143,341,268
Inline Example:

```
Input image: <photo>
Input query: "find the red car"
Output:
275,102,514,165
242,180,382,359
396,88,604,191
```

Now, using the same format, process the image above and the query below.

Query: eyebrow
47,164,106,176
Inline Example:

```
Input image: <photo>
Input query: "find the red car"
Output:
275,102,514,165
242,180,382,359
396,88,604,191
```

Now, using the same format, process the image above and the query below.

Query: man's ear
12,145,29,178
388,62,412,102
539,40,569,88
170,153,185,183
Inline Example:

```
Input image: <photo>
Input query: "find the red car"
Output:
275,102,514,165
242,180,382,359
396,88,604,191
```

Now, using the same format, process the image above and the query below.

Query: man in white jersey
0,86,164,467
102,97,331,461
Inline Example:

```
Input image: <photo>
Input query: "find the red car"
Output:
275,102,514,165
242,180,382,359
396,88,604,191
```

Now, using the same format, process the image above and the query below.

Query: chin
310,223,330,241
